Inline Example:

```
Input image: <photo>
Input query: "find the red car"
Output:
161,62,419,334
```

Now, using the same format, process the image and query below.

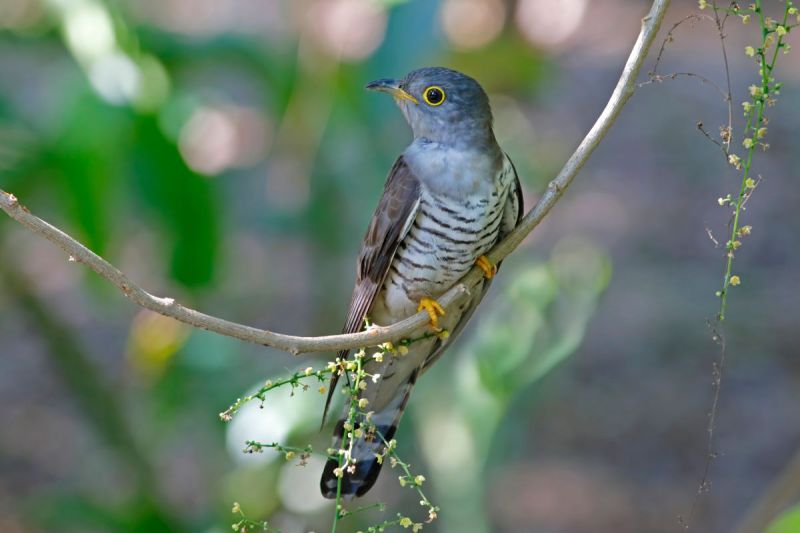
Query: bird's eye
423,86,445,106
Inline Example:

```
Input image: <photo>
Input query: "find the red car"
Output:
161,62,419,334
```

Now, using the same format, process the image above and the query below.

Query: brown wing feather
322,156,421,424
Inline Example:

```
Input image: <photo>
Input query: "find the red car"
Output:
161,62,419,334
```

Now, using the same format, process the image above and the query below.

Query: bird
320,67,523,499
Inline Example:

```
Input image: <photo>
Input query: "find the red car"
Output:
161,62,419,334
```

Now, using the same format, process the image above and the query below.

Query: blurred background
1,0,799,531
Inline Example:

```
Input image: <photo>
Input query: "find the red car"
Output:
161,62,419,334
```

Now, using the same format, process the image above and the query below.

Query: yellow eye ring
422,86,446,106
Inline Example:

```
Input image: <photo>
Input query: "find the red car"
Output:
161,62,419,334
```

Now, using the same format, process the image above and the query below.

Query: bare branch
711,0,735,154
0,0,671,356
641,71,729,102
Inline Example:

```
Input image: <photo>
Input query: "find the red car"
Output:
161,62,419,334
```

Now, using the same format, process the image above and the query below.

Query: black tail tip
320,457,342,499
320,456,384,500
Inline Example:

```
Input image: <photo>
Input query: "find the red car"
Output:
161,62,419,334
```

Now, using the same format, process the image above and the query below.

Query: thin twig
682,3,736,530
705,225,720,247
0,0,672,356
649,14,715,78
696,122,728,160
640,71,729,101
680,320,726,530
712,1,735,153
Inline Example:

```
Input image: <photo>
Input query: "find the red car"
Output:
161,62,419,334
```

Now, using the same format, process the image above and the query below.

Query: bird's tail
320,370,418,499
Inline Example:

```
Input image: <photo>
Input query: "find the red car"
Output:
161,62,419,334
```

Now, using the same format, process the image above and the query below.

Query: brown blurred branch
734,445,800,533
0,0,670,356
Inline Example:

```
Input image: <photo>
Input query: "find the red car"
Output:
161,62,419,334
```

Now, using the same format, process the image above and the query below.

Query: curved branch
0,0,670,356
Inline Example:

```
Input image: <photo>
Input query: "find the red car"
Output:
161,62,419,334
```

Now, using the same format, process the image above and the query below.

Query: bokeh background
1,0,799,532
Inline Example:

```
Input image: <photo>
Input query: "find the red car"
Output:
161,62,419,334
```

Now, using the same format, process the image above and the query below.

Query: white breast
371,154,515,324
403,141,497,198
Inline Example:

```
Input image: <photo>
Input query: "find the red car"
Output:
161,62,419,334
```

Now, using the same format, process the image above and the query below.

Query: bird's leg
475,255,497,279
417,297,445,331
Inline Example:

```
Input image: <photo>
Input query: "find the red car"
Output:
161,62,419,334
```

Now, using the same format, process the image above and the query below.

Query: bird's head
366,67,495,149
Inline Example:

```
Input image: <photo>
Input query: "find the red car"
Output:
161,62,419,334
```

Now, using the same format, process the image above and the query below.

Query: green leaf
472,265,557,397
52,94,130,255
766,503,800,533
130,115,220,288
471,237,611,398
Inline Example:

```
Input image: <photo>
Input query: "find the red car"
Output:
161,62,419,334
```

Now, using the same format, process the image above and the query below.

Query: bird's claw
417,297,445,331
475,255,497,279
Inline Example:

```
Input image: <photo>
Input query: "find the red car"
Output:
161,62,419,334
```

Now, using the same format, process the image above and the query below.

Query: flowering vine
221,333,443,532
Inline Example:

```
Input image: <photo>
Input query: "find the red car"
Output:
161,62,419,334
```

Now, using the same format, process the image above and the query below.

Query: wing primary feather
321,156,422,428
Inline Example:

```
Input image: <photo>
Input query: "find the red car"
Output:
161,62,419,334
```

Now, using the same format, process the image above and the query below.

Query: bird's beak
366,78,418,104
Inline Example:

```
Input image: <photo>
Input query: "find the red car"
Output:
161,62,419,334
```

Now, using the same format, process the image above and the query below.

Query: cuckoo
321,67,523,499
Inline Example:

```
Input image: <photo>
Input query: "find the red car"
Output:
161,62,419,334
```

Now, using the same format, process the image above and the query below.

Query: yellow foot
417,297,445,331
475,255,497,279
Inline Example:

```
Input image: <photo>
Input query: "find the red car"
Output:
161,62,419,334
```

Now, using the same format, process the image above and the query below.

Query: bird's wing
345,155,422,337
322,155,422,424
501,153,525,235
420,154,524,374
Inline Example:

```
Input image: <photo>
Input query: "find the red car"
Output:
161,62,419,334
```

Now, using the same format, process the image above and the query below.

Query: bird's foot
475,255,497,279
417,297,445,331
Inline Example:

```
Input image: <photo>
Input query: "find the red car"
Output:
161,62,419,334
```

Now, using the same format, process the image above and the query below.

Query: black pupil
427,88,442,104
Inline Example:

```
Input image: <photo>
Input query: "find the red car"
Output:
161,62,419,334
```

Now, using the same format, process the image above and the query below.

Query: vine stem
684,2,795,530
717,0,790,320
331,354,363,532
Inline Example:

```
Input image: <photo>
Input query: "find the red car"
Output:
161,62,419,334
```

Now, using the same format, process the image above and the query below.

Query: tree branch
0,0,670,356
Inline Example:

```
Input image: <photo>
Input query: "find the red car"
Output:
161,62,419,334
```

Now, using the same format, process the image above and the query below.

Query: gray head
366,67,497,150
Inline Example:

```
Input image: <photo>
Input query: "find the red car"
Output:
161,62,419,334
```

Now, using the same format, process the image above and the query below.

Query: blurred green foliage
766,504,800,533
411,238,610,533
